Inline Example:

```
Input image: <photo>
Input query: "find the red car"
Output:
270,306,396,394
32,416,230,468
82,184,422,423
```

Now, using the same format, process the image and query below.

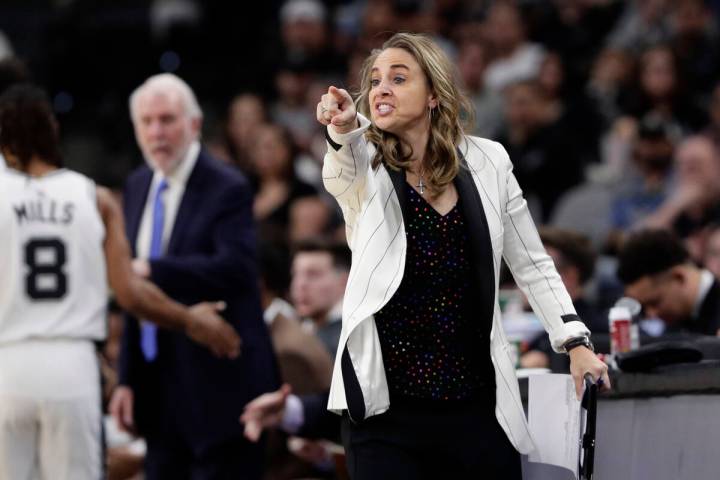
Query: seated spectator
606,0,671,54
609,116,676,234
617,229,720,337
289,196,333,244
521,228,606,371
483,1,545,92
249,123,317,244
289,239,350,359
537,51,603,165
260,244,333,395
641,136,720,252
271,59,319,151
621,44,706,135
586,48,635,130
497,80,584,220
456,39,504,138
258,244,336,480
669,0,720,96
222,93,267,172
279,0,343,76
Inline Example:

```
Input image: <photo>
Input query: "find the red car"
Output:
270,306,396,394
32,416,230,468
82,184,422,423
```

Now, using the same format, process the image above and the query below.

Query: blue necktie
141,178,168,361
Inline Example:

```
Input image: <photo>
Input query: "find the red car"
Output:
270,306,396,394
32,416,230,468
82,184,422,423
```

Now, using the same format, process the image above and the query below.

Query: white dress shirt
135,141,200,258
692,269,715,319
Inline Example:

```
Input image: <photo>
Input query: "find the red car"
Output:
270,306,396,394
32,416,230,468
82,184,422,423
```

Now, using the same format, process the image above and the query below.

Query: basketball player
0,85,241,479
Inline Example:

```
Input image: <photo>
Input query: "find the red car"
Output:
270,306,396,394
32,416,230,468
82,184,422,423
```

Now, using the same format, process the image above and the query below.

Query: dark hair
259,243,291,297
504,79,548,101
617,230,690,284
0,84,62,169
0,57,31,95
539,227,596,284
292,237,351,272
252,123,298,180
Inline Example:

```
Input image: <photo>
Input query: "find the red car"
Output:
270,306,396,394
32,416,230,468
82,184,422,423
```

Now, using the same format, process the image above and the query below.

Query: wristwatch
563,336,594,354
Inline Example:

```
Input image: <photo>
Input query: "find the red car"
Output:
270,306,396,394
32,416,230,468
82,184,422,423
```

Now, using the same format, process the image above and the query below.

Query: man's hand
240,384,292,442
185,301,242,358
316,86,357,134
569,347,611,400
287,437,332,465
109,386,135,433
131,259,150,278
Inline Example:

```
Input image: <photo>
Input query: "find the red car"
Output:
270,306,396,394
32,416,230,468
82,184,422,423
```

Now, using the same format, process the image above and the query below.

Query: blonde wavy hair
356,33,474,195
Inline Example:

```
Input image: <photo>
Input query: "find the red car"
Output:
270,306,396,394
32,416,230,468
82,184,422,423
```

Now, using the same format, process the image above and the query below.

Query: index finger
574,375,584,401
328,86,348,103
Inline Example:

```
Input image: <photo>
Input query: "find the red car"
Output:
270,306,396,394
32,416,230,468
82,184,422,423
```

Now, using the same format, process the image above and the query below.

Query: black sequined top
374,182,492,403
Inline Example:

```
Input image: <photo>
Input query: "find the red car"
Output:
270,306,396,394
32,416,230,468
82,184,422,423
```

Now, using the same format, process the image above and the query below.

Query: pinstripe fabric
322,114,590,455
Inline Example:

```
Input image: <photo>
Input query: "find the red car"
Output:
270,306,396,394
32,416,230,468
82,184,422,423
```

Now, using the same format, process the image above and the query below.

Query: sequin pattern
375,182,486,402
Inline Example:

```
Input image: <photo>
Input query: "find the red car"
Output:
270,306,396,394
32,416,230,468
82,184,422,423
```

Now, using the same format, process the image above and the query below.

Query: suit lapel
385,163,410,221
126,169,153,256
454,153,496,323
167,152,206,254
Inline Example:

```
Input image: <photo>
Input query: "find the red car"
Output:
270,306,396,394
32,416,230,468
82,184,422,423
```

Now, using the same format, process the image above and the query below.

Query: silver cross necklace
415,167,427,195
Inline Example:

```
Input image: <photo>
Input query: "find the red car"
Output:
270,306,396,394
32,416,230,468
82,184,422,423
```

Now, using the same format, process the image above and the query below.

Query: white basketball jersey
0,169,108,344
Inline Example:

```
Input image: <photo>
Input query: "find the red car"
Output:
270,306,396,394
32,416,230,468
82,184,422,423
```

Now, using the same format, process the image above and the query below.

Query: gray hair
129,73,202,122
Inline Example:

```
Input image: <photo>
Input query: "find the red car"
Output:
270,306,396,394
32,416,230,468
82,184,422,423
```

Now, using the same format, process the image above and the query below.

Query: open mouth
375,102,394,116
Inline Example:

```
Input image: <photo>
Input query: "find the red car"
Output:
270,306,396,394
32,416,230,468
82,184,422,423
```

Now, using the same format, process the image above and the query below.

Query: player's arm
96,187,240,358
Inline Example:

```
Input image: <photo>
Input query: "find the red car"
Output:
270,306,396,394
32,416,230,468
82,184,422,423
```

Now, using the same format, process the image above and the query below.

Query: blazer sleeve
149,181,258,298
322,113,373,234
493,141,591,352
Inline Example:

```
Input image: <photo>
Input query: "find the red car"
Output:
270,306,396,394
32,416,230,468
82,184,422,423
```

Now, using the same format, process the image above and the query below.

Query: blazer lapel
385,163,410,221
167,152,206,254
454,154,496,323
126,169,153,256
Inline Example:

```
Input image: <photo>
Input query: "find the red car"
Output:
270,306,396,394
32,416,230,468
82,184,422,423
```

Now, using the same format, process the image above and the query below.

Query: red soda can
609,306,632,354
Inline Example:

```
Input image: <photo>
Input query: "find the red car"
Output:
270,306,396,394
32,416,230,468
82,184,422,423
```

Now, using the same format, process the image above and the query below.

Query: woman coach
316,33,609,479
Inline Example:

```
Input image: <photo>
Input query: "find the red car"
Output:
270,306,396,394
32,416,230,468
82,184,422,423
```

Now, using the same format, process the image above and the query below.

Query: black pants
341,401,521,480
144,435,264,480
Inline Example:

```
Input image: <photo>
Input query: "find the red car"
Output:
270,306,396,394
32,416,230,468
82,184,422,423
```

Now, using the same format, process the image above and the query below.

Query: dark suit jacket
298,391,339,441
689,279,720,336
119,149,279,453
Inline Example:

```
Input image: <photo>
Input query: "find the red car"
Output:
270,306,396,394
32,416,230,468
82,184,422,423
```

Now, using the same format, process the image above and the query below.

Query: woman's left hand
568,347,611,400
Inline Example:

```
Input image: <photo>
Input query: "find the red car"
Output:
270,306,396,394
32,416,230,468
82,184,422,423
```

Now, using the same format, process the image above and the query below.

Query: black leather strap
564,336,593,353
561,313,582,324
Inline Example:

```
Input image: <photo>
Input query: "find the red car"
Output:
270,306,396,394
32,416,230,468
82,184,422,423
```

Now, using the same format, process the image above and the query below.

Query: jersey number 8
25,238,67,300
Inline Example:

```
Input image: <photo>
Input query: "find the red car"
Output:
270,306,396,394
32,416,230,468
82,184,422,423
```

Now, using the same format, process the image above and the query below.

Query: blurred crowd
4,0,720,478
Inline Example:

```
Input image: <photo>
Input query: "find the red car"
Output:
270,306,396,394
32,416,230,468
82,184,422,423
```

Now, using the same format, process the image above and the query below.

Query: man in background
0,84,239,480
521,227,606,370
618,229,720,337
111,74,278,479
290,239,350,359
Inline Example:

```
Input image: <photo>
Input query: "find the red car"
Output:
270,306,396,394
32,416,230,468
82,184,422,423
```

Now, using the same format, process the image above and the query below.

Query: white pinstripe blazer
322,114,590,454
